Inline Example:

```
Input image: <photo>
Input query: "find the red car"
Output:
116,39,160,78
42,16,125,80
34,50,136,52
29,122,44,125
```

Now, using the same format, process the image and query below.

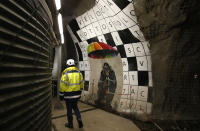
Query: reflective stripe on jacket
59,66,84,99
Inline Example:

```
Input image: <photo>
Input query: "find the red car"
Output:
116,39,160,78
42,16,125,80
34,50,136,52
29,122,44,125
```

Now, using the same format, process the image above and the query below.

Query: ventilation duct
0,0,53,130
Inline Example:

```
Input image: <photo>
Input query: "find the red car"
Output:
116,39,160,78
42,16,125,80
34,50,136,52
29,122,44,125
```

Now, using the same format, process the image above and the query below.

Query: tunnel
0,0,200,130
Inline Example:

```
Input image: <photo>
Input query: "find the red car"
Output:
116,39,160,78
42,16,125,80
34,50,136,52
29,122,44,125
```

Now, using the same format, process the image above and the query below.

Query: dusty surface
51,98,140,131
51,98,200,131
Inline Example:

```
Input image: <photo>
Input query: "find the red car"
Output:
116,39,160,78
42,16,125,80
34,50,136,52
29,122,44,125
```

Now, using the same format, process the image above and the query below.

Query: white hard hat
66,59,75,66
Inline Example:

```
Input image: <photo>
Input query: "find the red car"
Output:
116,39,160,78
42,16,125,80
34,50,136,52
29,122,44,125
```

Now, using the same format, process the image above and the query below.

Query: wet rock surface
134,0,200,120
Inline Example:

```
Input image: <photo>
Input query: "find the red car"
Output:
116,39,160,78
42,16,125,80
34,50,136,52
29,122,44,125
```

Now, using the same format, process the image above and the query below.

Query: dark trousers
65,99,82,125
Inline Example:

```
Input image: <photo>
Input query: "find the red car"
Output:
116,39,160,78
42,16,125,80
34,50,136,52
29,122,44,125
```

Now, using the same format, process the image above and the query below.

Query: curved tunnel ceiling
46,0,96,37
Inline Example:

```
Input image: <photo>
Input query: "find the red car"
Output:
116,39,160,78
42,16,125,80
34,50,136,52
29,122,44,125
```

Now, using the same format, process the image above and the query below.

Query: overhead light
57,13,64,44
57,13,63,34
61,34,64,44
54,0,61,10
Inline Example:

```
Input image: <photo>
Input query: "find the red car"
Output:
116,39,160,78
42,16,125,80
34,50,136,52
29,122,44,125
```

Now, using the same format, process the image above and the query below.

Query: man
59,59,84,128
95,63,117,108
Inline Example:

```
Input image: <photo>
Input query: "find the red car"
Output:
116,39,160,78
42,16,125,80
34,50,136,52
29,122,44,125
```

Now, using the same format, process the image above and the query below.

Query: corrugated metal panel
0,0,53,130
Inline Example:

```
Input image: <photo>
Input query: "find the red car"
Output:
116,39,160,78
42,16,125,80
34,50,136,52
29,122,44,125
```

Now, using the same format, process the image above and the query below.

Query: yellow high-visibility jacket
59,66,84,99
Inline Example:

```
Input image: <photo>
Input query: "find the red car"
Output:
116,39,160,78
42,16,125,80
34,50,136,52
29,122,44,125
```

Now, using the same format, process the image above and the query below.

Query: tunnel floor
51,98,140,131
51,98,200,131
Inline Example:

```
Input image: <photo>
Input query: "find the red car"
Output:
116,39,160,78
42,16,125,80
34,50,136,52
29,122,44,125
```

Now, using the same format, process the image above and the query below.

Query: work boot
65,123,73,128
78,120,83,128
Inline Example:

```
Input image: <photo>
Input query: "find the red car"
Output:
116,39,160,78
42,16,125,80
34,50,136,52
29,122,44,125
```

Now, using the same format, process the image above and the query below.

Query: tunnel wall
67,0,152,119
134,0,200,120
0,0,53,130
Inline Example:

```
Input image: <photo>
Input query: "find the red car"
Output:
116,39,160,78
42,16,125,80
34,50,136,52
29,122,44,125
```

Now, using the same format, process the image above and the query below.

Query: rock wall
134,0,200,119
67,0,152,120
